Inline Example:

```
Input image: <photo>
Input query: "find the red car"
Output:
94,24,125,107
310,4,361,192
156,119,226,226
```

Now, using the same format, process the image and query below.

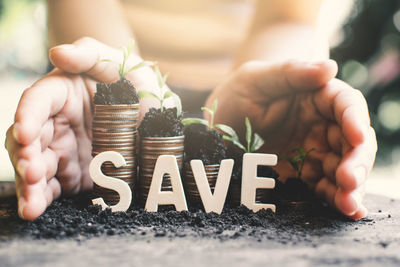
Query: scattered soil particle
138,108,184,137
0,194,362,243
184,124,226,164
94,78,139,105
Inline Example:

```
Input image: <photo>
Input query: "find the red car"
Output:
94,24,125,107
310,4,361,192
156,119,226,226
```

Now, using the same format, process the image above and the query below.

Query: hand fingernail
18,197,26,220
16,160,28,181
353,166,366,187
349,191,362,215
53,44,75,50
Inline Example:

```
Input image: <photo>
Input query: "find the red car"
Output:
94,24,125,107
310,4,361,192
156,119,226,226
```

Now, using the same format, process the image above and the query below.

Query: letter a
145,155,188,212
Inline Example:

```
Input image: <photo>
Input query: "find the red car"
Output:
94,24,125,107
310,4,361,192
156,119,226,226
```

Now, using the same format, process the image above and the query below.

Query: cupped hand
5,37,159,220
206,60,377,220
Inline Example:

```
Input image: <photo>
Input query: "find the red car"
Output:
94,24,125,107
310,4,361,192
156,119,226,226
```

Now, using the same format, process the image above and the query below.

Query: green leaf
245,117,252,152
154,65,164,88
181,118,209,127
99,59,113,63
162,73,169,86
223,136,246,152
251,133,265,152
286,157,299,172
163,90,173,100
138,90,160,101
201,107,214,117
171,92,182,117
214,124,238,139
125,61,154,74
212,99,218,113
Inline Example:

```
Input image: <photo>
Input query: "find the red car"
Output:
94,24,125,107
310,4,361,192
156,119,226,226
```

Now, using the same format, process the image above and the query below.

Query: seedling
137,64,182,117
282,148,315,179
101,40,154,79
222,117,265,153
181,99,233,134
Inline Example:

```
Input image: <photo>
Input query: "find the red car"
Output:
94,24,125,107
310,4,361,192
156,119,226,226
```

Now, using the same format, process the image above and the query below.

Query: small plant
282,148,315,179
101,40,154,79
222,117,265,153
137,64,182,117
181,99,232,132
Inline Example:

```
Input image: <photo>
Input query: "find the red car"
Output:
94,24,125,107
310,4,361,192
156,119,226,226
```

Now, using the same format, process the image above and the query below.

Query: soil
184,124,226,164
94,78,139,105
0,193,358,241
1,191,399,266
138,108,184,137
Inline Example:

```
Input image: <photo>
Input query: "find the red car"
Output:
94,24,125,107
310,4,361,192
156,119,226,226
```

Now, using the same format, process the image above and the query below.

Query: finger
322,152,341,183
336,127,377,192
347,204,368,220
314,79,370,147
315,177,337,207
327,123,342,154
49,37,152,84
16,175,47,221
334,186,366,217
238,59,338,99
13,76,68,145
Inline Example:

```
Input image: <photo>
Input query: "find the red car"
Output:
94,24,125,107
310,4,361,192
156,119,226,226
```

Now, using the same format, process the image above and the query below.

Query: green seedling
282,148,315,179
222,117,265,153
101,40,154,79
137,64,182,117
181,99,235,134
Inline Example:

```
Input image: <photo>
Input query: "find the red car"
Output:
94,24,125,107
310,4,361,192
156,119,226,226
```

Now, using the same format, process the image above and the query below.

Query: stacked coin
139,136,185,205
184,163,220,204
228,180,271,206
92,104,139,205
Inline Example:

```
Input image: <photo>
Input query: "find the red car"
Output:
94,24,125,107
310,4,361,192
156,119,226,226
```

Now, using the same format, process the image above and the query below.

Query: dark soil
0,193,360,243
184,124,226,164
94,78,139,105
138,108,184,137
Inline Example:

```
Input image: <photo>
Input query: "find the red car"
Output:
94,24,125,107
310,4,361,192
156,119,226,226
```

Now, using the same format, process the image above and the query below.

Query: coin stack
92,104,139,205
184,163,220,204
139,136,185,205
228,180,269,206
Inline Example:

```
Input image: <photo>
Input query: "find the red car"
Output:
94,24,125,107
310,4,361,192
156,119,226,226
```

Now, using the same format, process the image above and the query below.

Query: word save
89,151,277,214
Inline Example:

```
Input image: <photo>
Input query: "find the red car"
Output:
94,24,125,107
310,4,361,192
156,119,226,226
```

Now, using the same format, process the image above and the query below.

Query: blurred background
0,0,399,198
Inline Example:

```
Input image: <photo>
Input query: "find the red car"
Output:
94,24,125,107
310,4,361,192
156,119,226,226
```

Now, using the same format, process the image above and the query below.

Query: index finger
13,71,69,145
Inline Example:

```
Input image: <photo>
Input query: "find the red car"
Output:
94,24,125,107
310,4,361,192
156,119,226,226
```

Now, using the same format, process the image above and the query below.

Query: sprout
222,117,264,153
137,64,182,117
181,99,233,132
100,40,154,79
282,148,315,179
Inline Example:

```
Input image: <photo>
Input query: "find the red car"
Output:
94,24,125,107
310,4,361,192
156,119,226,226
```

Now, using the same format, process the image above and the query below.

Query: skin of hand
5,37,162,221
206,60,377,220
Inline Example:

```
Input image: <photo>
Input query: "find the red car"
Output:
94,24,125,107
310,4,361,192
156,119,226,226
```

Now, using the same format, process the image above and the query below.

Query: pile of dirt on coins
138,108,184,137
94,78,139,105
184,124,226,164
0,189,372,243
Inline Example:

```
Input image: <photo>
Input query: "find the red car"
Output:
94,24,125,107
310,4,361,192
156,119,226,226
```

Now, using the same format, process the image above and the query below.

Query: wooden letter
190,159,233,214
241,153,277,212
89,151,132,212
145,155,188,212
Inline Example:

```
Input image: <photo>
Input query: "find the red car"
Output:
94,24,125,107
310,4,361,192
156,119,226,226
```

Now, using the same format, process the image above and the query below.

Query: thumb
49,37,142,83
238,59,338,99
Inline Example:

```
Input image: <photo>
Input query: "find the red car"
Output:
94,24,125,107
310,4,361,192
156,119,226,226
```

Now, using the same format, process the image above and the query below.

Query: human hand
206,60,377,220
5,37,160,220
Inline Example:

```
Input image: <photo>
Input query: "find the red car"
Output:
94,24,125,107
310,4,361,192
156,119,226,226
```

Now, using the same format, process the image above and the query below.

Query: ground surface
0,191,399,267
